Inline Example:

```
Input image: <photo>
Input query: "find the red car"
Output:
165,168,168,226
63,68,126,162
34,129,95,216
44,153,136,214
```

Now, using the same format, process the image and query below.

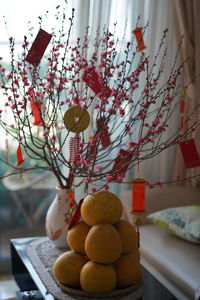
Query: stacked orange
53,190,142,293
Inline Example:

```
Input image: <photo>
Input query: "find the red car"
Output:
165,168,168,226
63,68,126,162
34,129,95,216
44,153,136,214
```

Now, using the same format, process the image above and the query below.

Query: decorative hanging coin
64,106,90,133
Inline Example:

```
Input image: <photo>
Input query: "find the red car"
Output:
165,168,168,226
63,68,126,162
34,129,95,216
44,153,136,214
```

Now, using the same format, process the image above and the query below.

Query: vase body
45,186,70,248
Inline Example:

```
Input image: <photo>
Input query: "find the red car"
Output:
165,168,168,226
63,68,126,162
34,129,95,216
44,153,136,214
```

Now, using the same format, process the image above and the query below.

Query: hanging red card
131,178,146,214
97,118,111,148
30,97,42,125
179,139,200,168
133,27,146,52
25,29,52,66
17,143,25,166
112,149,133,180
83,66,112,99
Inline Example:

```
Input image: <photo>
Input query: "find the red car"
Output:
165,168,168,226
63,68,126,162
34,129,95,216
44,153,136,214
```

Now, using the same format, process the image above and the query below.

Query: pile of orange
53,190,142,293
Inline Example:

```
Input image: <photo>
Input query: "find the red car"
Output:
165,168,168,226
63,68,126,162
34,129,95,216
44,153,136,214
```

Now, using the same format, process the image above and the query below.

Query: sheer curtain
70,0,179,195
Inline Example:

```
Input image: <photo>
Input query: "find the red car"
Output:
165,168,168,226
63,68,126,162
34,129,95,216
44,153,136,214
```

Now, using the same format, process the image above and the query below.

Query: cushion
147,205,200,243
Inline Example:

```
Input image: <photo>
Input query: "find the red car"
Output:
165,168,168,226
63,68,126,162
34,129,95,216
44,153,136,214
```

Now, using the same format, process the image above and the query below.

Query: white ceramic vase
45,186,70,248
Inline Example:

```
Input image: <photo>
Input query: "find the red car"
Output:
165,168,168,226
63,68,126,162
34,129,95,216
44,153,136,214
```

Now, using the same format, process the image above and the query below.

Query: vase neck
56,187,70,199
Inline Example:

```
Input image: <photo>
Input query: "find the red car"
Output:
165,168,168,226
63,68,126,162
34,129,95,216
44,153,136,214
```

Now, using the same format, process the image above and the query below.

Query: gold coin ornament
64,106,90,133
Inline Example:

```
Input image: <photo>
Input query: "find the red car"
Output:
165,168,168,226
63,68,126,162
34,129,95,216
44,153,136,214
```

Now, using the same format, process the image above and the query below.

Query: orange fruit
67,221,90,255
53,250,87,287
114,253,142,288
115,220,138,253
85,223,122,264
80,260,116,293
81,190,123,226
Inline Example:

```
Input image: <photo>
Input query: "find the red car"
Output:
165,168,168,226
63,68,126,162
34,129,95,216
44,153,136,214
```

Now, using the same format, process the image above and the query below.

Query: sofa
120,185,200,300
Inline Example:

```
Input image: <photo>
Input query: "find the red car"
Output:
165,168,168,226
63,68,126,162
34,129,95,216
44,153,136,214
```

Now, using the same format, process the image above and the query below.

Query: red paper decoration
133,27,146,52
131,178,146,213
179,99,185,131
69,136,80,165
17,143,25,166
68,198,84,230
179,139,200,168
25,29,52,65
97,118,111,148
112,149,133,180
30,96,42,125
83,66,112,99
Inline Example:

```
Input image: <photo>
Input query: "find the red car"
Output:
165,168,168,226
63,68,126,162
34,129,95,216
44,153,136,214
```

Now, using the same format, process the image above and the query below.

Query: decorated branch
0,3,200,196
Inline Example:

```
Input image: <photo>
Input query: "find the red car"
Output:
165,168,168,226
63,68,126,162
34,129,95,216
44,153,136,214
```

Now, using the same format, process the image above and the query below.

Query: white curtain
70,0,180,195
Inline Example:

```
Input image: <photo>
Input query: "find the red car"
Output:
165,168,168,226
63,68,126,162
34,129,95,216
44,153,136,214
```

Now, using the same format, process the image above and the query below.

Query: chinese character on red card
179,139,200,168
131,178,146,213
25,29,52,65
133,27,146,52
83,66,112,99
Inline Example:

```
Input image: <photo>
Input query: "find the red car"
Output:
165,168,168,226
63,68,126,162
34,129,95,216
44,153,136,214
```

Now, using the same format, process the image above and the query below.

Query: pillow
147,205,200,243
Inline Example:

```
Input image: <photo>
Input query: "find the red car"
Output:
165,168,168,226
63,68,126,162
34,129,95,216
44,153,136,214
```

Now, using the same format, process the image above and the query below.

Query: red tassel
133,27,147,52
179,99,185,131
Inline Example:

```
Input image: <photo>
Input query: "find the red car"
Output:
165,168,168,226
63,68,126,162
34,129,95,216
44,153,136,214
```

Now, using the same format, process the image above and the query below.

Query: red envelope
179,139,200,168
83,66,111,99
25,29,52,65
97,118,111,148
112,149,133,180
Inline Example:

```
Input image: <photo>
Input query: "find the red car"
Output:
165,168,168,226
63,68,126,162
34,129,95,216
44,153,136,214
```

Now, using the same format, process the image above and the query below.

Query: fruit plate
59,281,143,298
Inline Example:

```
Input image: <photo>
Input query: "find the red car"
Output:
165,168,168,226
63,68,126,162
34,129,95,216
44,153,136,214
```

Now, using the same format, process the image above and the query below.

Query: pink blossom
139,137,145,144
94,104,99,109
6,73,12,79
35,91,43,97
153,119,159,127
116,176,124,182
139,111,146,120
106,175,113,182
43,129,49,136
128,141,138,147
96,166,104,170
11,104,17,109
119,108,125,116
148,184,154,189
86,177,92,183
105,184,110,190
